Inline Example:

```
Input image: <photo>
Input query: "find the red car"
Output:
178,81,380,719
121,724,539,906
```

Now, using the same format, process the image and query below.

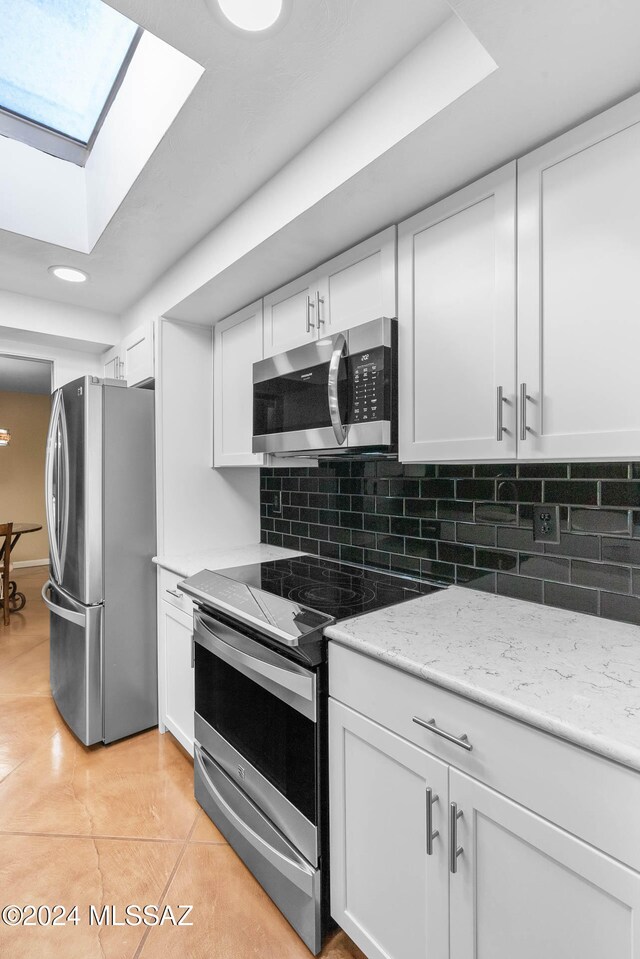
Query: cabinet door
450,769,640,959
518,95,640,459
103,347,122,380
213,301,264,467
398,163,517,463
121,321,154,387
330,699,449,959
318,227,397,338
160,603,194,755
263,271,318,357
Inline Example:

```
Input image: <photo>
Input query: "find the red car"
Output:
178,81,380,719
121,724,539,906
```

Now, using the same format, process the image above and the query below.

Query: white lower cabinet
330,701,449,959
160,603,194,754
157,569,194,754
449,770,640,959
329,645,640,959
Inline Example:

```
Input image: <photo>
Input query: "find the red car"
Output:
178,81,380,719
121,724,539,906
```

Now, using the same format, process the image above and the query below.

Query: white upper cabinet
450,769,640,959
213,300,264,467
262,227,397,358
318,226,397,338
102,320,154,387
103,348,122,381
122,322,154,387
517,95,640,459
398,163,517,463
263,272,319,358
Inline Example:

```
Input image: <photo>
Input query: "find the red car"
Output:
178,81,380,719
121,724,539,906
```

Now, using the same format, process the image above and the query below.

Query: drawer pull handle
426,787,439,856
413,717,473,752
449,802,464,874
166,589,183,599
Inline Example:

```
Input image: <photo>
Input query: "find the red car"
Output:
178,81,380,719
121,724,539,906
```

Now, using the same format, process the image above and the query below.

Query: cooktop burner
179,555,444,647
246,554,440,620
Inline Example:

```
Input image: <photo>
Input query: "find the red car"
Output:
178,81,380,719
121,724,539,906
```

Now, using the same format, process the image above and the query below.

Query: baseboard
12,558,49,569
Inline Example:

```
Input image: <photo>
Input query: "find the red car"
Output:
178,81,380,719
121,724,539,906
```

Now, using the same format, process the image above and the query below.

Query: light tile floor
0,567,366,959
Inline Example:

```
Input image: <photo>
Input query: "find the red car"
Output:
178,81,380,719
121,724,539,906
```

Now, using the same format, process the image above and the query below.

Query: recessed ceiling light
49,266,89,283
216,0,284,32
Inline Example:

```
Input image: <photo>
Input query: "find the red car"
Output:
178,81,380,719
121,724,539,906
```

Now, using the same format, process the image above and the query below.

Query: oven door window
253,360,347,436
195,644,317,825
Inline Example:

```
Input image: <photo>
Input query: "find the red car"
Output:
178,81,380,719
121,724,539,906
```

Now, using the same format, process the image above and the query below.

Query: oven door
193,609,318,863
252,334,348,454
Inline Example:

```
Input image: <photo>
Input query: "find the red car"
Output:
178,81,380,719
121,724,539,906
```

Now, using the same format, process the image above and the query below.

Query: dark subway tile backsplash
260,461,640,628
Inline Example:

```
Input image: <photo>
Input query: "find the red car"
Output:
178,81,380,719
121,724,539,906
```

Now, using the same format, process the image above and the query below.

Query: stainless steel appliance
179,555,443,954
252,317,397,457
43,375,157,746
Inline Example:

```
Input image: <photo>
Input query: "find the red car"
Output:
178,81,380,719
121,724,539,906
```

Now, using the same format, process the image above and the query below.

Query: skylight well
0,0,141,164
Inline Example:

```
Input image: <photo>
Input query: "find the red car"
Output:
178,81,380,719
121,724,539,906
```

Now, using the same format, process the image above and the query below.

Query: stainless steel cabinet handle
305,295,315,332
449,802,464,874
166,588,182,598
315,290,325,328
496,386,507,441
328,333,348,445
426,787,439,856
413,717,472,752
520,382,531,441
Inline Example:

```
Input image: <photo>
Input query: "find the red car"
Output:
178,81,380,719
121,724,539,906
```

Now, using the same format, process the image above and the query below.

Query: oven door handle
194,612,315,704
328,333,348,445
195,744,316,896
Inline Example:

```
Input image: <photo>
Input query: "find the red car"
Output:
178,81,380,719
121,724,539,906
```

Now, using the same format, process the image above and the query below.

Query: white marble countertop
153,543,304,578
326,586,640,772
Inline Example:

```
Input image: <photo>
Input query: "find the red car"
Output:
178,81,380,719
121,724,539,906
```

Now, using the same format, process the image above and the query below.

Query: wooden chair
0,523,13,626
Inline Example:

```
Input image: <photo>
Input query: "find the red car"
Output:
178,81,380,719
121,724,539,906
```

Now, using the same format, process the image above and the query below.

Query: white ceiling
2,0,640,323
0,355,52,394
0,0,453,314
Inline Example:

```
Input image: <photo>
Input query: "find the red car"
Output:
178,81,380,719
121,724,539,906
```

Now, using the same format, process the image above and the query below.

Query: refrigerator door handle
58,397,70,579
41,581,86,628
45,390,63,583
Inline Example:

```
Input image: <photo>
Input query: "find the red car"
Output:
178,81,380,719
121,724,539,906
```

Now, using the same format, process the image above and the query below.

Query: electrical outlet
532,504,560,543
271,491,282,515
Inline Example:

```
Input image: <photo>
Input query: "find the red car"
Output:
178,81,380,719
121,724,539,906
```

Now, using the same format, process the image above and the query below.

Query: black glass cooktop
180,555,443,647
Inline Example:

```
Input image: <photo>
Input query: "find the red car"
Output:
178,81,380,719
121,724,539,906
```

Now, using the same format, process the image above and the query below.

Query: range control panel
350,346,386,423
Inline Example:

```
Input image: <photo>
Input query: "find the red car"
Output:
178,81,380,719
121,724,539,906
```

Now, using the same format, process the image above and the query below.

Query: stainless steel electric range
179,555,444,954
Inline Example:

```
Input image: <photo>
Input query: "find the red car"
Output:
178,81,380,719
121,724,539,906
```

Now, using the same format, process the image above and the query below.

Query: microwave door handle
328,333,348,445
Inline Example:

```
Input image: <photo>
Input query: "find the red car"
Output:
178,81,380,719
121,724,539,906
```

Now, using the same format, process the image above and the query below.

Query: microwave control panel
350,346,386,423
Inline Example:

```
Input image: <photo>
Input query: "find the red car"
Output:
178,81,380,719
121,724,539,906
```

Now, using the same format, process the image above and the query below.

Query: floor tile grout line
0,637,50,669
132,811,201,959
0,828,211,843
0,729,59,788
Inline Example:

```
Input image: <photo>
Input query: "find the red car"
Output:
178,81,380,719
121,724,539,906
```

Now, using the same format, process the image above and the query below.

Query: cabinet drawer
158,568,193,617
329,642,640,872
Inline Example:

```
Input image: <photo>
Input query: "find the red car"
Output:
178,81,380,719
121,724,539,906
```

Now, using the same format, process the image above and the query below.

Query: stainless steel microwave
252,317,397,457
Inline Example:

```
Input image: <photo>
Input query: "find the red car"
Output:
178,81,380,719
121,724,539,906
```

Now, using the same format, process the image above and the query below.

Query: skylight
0,0,140,161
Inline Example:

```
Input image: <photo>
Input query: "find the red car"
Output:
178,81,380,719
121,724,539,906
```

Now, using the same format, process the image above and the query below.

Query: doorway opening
0,355,53,572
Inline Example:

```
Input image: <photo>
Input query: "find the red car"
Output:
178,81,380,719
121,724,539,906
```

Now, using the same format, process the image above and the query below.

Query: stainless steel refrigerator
43,375,157,745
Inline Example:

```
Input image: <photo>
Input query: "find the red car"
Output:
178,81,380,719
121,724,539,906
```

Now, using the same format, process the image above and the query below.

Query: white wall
0,332,102,390
0,134,87,250
0,288,120,352
119,14,495,337
156,319,259,556
85,31,204,250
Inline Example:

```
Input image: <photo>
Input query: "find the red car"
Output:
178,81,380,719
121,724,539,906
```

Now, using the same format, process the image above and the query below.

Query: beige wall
0,391,51,563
